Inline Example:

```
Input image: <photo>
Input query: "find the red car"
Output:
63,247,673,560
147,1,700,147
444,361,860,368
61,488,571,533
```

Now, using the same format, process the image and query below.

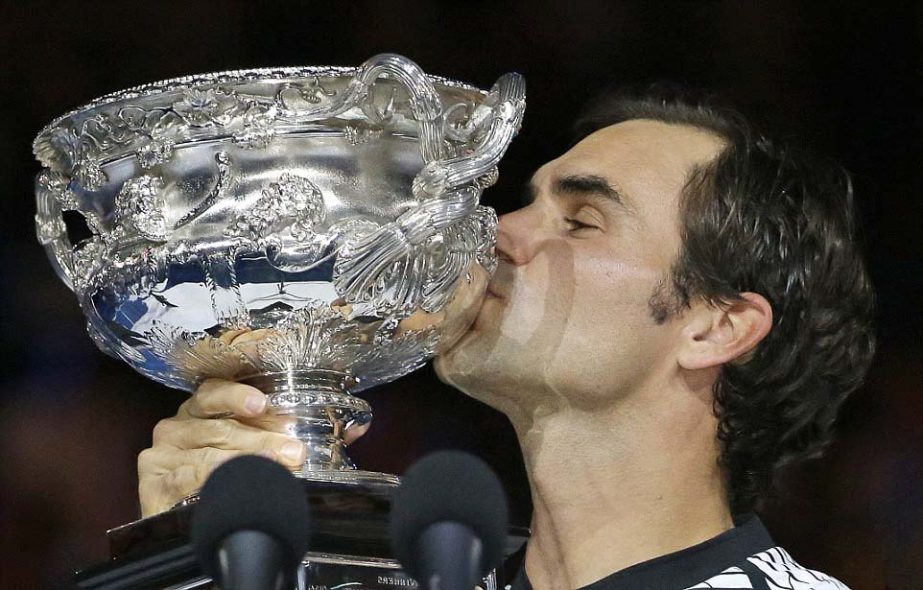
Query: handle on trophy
413,72,526,199
352,53,447,163
398,74,525,237
34,171,78,291
333,72,525,311
278,53,447,163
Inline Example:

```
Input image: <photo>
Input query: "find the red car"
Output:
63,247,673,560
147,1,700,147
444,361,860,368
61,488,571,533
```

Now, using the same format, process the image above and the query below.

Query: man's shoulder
684,546,850,590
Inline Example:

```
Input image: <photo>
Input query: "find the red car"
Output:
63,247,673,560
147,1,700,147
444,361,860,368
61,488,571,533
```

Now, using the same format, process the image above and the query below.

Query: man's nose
496,206,539,265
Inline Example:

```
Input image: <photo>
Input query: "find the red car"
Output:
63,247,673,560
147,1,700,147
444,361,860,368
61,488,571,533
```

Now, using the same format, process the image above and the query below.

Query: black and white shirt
508,515,849,590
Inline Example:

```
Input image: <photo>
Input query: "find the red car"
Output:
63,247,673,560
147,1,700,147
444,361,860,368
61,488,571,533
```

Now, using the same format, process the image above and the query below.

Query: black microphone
390,451,509,590
190,455,311,590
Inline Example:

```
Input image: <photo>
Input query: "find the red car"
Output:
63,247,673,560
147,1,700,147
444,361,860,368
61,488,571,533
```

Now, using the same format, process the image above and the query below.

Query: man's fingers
179,379,268,419
138,444,308,518
140,445,304,480
139,462,219,517
139,445,245,474
344,422,371,445
139,448,239,517
150,418,307,465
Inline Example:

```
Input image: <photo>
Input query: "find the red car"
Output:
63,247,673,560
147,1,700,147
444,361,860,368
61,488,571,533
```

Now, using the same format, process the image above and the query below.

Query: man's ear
677,292,773,370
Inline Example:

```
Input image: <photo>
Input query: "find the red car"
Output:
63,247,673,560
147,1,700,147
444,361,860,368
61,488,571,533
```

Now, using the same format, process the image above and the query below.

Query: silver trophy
34,54,525,491
36,54,526,588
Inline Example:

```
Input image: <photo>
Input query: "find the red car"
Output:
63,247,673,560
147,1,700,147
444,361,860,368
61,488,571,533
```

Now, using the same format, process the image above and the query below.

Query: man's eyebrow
552,174,628,207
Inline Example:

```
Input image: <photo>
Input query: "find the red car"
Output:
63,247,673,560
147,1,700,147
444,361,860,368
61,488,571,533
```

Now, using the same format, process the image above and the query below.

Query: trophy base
241,369,384,476
78,478,527,590
173,470,401,510
294,468,401,487
77,552,503,590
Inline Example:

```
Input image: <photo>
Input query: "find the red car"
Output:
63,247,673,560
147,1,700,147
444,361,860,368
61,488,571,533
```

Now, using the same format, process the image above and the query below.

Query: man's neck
509,390,733,590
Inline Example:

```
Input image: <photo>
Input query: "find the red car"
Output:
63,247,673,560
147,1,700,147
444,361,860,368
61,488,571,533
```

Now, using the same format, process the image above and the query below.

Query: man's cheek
496,283,566,346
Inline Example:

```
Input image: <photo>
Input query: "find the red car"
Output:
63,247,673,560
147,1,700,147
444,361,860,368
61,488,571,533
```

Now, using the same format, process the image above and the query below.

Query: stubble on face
435,236,579,419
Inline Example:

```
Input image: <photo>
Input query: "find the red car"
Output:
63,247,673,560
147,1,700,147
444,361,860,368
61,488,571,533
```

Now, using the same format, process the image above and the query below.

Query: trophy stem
240,369,399,486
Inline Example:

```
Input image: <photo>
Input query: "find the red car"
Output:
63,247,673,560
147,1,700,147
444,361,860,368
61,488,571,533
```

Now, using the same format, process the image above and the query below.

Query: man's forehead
532,119,725,193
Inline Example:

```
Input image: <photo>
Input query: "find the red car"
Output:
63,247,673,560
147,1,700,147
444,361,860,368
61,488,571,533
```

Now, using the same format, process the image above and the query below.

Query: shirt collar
510,514,774,590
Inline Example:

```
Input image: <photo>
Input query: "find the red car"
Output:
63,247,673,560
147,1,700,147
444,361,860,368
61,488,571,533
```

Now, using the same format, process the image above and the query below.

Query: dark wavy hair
574,85,877,515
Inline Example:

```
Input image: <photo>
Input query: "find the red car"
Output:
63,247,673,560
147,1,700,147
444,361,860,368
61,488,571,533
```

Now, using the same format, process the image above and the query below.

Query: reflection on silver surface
34,54,525,481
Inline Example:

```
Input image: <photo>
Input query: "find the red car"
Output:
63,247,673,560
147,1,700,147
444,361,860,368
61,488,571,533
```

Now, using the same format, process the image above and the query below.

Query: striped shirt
508,516,849,590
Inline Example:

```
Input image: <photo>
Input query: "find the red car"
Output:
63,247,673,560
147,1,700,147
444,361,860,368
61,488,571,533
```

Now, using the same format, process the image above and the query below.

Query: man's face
434,120,724,417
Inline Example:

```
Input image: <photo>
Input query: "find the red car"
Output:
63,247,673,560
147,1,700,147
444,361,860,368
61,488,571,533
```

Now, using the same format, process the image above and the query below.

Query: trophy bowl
34,54,525,485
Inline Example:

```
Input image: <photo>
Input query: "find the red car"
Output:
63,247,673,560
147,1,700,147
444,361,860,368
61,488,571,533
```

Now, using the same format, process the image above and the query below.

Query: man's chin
432,329,501,403
432,334,469,386
433,357,488,409
432,329,482,387
432,354,452,385
433,347,526,420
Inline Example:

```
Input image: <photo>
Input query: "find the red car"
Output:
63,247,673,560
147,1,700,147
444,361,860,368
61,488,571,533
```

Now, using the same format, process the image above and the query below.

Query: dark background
1,1,921,588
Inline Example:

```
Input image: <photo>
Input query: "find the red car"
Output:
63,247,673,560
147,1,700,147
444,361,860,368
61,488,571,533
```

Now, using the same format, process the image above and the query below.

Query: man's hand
138,379,311,517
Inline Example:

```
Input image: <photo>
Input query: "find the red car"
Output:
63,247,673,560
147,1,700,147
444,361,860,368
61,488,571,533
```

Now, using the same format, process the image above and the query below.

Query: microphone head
389,450,509,582
190,455,310,579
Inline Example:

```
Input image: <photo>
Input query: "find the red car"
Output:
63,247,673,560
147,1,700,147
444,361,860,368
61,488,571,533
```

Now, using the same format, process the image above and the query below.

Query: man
138,86,876,589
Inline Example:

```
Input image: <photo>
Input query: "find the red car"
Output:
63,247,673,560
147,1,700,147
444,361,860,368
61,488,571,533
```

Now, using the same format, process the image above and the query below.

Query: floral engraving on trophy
343,123,384,146
33,66,488,175
349,325,439,392
34,171,81,290
131,302,439,393
145,322,260,386
226,173,326,241
172,88,243,128
94,105,184,148
233,103,278,149
277,76,337,108
115,175,169,242
137,135,175,169
34,171,71,244
34,214,66,248
422,205,497,311
256,303,368,374
70,240,106,290
471,205,499,273
72,157,107,191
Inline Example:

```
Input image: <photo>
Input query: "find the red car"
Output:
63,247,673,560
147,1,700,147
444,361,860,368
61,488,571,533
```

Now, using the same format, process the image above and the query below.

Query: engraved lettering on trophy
377,574,419,587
